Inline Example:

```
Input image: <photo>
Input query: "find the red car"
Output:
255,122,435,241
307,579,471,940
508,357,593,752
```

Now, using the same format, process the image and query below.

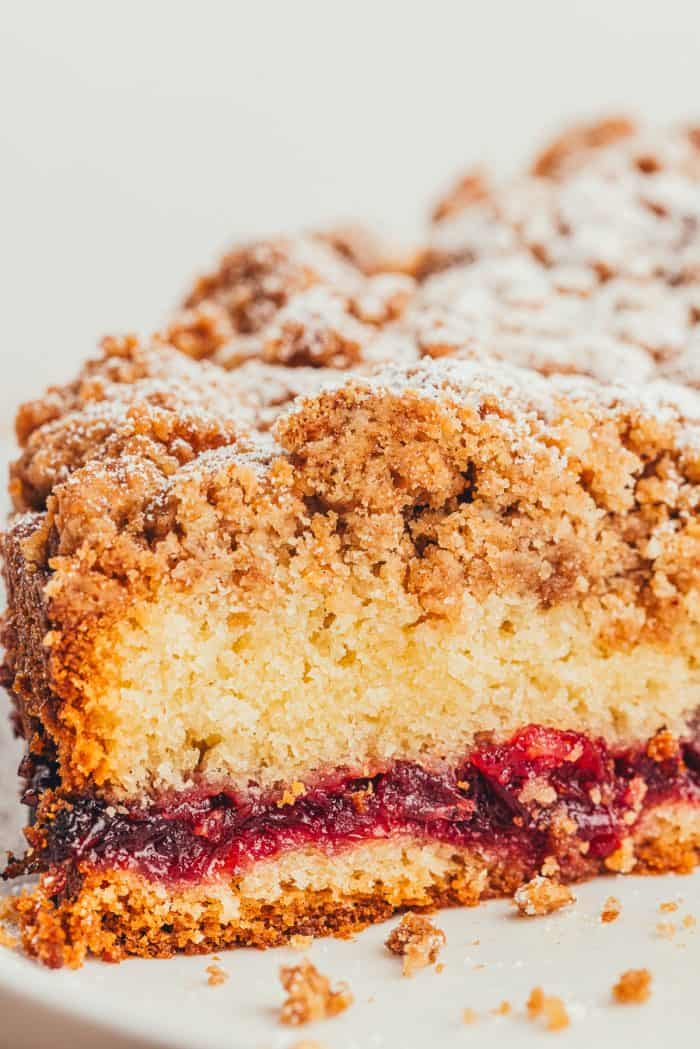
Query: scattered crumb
604,838,636,873
385,913,446,976
289,935,314,951
683,915,696,930
473,962,486,971
470,938,480,946
601,896,621,923
656,922,676,940
527,987,570,1032
435,963,445,974
513,876,575,917
279,959,353,1026
612,968,652,1004
491,1000,511,1016
659,901,679,913
205,963,229,986
462,1008,478,1025
290,1041,325,1049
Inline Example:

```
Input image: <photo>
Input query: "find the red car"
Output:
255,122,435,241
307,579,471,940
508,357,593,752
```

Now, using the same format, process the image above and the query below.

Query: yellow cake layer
68,573,700,797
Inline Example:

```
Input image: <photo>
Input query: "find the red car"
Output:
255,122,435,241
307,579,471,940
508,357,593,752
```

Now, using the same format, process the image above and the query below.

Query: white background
1,0,700,421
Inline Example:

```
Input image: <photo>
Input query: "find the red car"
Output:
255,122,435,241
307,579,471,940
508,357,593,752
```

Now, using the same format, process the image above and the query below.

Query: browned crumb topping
604,838,636,874
600,896,622,923
279,959,353,1026
527,987,570,1031
659,900,679,913
612,968,652,1004
205,962,229,986
513,876,576,917
492,1000,512,1016
385,912,446,976
462,1007,478,1025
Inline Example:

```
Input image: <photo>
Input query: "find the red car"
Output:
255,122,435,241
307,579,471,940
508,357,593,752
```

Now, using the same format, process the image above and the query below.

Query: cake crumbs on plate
290,1041,326,1049
683,914,696,929
462,1008,478,1025
205,963,229,986
513,875,575,916
385,912,446,976
527,987,570,1032
656,921,677,940
659,900,679,913
600,896,621,923
491,1000,511,1016
612,968,652,1004
279,959,353,1025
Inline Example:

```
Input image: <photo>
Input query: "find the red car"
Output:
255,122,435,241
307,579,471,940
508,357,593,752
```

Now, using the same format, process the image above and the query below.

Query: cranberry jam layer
10,727,700,889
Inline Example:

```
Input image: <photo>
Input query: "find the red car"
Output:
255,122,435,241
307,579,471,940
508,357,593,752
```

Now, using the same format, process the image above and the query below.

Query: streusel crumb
612,968,652,1004
527,987,570,1031
385,912,446,976
279,959,353,1025
513,876,576,917
601,896,622,923
659,900,679,913
205,963,229,986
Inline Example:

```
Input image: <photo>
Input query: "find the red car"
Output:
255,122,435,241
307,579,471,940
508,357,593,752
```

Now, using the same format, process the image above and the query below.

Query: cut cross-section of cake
2,332,700,967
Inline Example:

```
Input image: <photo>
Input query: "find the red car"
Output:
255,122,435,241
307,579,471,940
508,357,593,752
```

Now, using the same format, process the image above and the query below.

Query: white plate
1,439,699,1049
0,877,698,1049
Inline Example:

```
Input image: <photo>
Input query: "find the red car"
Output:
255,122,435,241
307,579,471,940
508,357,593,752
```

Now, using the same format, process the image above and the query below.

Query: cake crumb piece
435,962,445,974
527,987,570,1031
462,1008,478,1025
656,922,676,940
683,915,696,930
289,934,314,951
612,968,652,1004
659,901,679,913
205,963,229,986
601,896,621,923
279,960,353,1026
491,1000,511,1016
513,876,575,917
385,913,446,976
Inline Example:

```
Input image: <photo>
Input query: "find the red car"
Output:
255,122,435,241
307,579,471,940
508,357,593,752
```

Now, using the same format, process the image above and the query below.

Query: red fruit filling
7,726,700,887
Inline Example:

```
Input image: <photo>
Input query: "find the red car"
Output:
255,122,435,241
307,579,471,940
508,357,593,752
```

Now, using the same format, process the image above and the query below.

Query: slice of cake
3,334,700,967
2,119,700,968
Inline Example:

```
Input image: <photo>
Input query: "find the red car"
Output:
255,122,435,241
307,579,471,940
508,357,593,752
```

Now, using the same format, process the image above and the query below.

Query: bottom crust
8,802,700,968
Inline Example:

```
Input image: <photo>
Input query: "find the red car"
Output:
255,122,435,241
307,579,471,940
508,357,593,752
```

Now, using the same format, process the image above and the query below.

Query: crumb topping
279,959,353,1025
513,876,576,917
385,912,446,975
612,968,652,1004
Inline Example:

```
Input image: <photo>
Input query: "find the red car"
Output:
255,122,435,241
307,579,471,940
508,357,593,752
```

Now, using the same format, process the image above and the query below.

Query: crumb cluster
612,968,653,1004
385,913,446,976
527,987,570,1031
513,876,576,917
279,959,353,1025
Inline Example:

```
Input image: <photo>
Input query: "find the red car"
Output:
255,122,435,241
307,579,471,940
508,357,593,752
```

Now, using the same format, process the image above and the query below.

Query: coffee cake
2,119,700,967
